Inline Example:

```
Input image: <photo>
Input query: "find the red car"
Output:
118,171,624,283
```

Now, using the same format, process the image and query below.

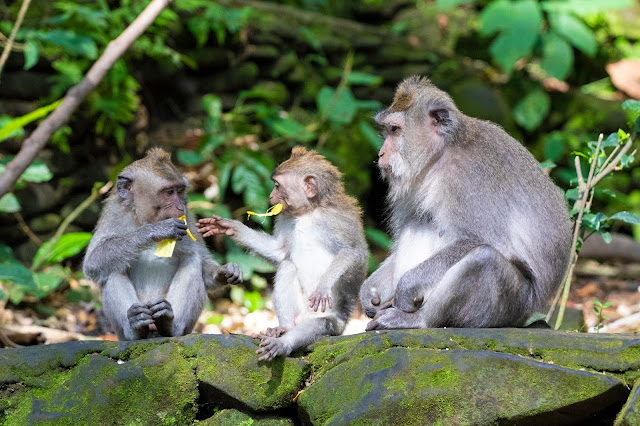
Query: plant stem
0,0,32,80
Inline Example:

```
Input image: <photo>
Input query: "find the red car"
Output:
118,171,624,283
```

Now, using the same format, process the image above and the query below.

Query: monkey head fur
115,148,189,226
271,146,358,216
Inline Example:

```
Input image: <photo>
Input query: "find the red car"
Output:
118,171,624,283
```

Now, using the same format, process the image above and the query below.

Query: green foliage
513,89,550,131
0,99,62,142
592,299,611,332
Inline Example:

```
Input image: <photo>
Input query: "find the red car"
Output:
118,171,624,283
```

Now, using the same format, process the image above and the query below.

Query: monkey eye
390,125,400,133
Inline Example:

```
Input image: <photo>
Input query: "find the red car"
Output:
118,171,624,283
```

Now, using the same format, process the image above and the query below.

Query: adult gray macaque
197,147,367,360
83,148,242,340
362,76,572,330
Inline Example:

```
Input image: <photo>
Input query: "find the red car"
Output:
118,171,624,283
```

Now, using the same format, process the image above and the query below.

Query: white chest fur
289,213,335,294
393,224,447,285
130,247,179,302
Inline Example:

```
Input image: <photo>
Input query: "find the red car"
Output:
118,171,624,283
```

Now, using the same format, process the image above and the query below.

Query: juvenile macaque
83,148,242,341
361,76,572,329
197,147,367,361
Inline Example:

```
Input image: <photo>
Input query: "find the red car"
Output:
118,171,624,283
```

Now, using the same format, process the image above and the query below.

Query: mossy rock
196,334,310,412
202,408,295,425
299,347,627,425
615,378,640,426
1,341,198,425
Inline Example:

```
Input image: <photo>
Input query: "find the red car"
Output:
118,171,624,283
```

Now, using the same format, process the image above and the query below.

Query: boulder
1,329,639,424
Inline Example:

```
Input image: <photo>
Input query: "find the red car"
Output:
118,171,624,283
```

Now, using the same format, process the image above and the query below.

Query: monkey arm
359,253,397,317
393,239,480,312
231,221,287,264
83,219,187,286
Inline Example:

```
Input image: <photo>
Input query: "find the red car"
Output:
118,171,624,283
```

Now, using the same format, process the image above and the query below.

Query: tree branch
0,0,174,198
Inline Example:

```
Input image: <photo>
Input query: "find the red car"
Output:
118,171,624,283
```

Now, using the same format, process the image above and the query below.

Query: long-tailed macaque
362,76,572,330
197,147,367,361
83,148,242,340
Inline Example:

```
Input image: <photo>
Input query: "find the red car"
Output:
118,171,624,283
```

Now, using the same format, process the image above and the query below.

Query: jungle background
0,0,639,346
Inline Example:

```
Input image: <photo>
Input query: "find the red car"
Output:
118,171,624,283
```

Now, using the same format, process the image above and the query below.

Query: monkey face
375,111,409,178
270,175,289,212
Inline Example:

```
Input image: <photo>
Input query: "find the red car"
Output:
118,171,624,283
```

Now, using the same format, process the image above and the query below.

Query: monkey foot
264,327,287,338
252,334,290,361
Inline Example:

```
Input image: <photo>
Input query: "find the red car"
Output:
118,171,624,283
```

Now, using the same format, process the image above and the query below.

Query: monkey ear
428,107,455,138
116,174,133,201
303,175,317,199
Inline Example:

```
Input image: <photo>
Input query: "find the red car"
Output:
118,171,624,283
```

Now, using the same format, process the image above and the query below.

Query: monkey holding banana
83,148,242,341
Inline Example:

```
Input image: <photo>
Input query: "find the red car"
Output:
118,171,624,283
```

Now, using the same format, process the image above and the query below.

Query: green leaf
177,149,204,166
36,30,98,58
601,133,620,148
0,99,63,142
365,227,391,250
481,0,542,71
541,0,632,14
243,290,264,312
601,231,612,244
20,161,53,183
618,128,629,141
523,312,547,327
32,272,64,299
316,86,358,126
436,0,475,9
0,263,36,288
226,250,275,276
479,0,512,36
360,121,382,150
202,94,222,119
582,212,608,231
608,211,640,225
622,99,640,113
346,72,383,87
23,39,39,70
540,161,557,169
0,193,20,213
513,89,550,131
33,232,93,267
603,302,612,308
548,12,596,57
541,32,573,80
0,244,18,264
266,116,314,141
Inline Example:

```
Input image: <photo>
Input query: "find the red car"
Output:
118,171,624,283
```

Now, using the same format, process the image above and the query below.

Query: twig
0,0,174,198
0,0,32,80
552,134,603,329
589,139,633,189
12,211,41,245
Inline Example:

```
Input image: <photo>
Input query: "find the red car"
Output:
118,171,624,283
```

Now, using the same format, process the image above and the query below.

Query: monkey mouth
377,162,392,174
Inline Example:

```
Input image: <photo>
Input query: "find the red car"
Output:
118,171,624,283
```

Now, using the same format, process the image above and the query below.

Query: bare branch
0,0,32,79
589,138,634,189
0,0,174,198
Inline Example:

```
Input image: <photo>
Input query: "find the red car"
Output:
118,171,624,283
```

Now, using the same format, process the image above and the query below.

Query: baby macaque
197,147,367,360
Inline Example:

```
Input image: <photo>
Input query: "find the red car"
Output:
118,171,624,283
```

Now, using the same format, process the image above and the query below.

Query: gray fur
362,76,572,329
83,159,241,341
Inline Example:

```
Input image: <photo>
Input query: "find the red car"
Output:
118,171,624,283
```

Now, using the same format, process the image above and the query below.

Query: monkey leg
102,273,150,340
370,245,532,330
271,260,305,331
164,257,207,336
256,316,344,361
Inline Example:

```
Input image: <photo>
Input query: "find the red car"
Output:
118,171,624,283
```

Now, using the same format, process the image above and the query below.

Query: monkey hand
308,287,333,312
145,218,188,242
147,299,174,336
196,216,237,238
366,306,423,331
216,263,243,285
127,303,154,336
264,326,288,338
251,333,291,361
394,279,425,313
